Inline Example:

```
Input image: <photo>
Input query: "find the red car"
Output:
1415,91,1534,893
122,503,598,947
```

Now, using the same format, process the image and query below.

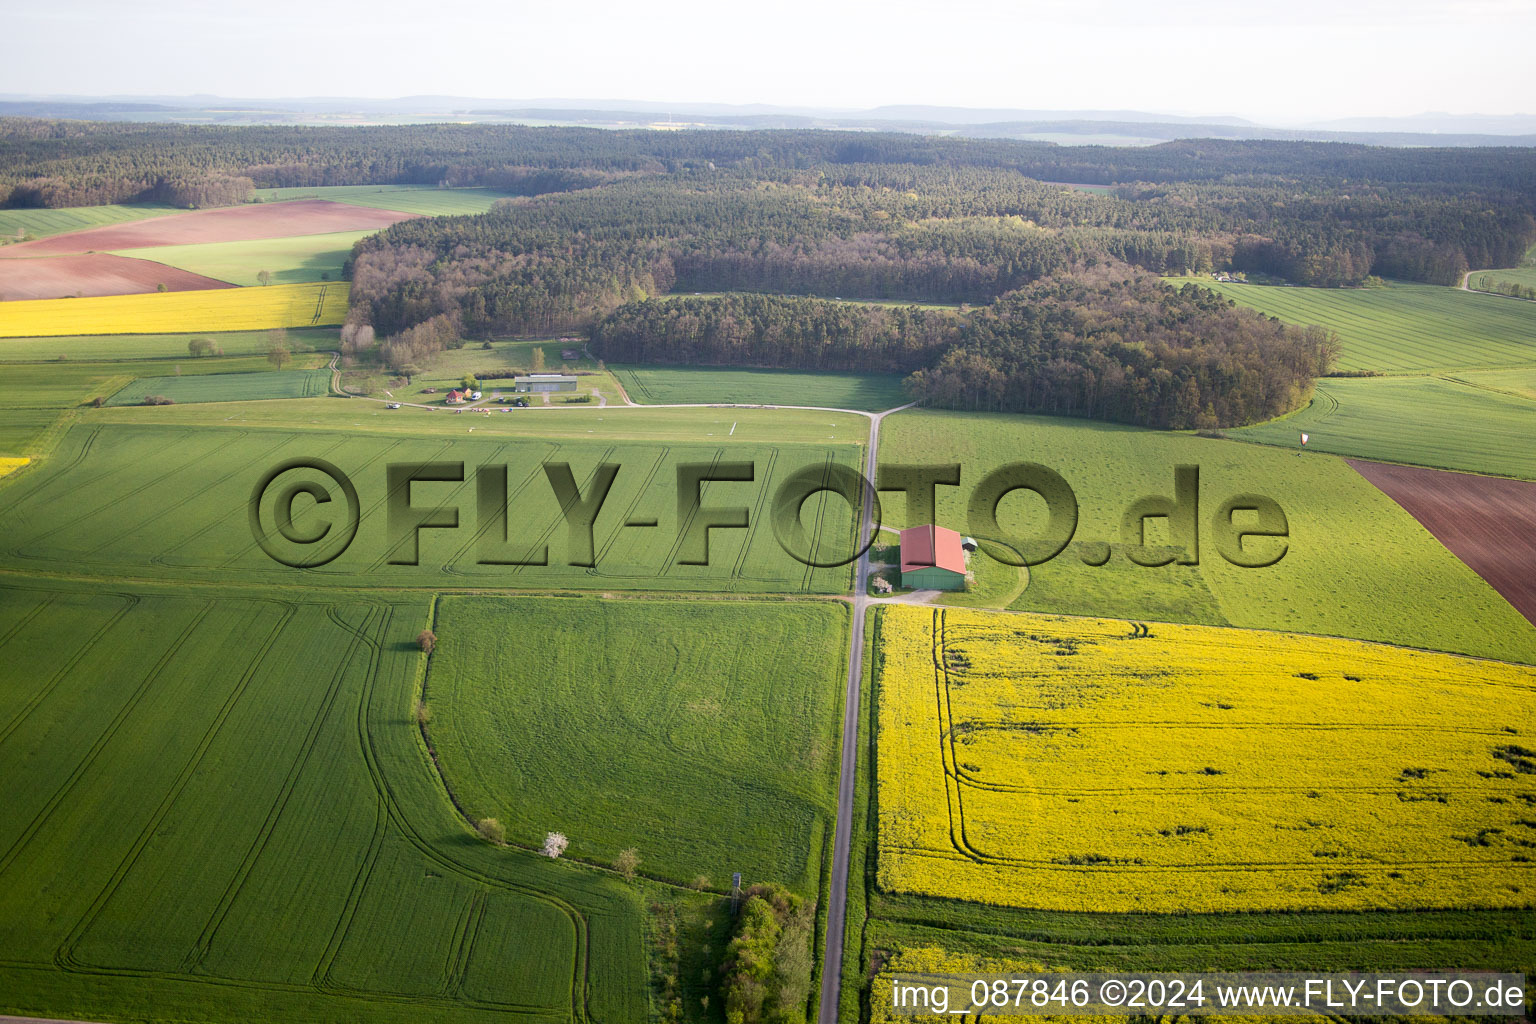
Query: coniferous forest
6,120,1533,427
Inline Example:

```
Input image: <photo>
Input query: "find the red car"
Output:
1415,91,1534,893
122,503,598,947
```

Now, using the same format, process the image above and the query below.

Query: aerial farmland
2,71,1536,1024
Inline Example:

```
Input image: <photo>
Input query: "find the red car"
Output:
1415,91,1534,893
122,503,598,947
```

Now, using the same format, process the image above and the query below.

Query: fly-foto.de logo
249,459,1290,570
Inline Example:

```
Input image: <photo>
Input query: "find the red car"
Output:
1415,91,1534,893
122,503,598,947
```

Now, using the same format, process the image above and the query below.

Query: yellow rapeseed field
0,457,29,477
877,605,1536,912
0,282,348,337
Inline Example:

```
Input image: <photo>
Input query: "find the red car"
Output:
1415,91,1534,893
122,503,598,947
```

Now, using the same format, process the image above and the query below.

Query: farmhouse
513,373,579,393
899,524,967,591
445,389,465,404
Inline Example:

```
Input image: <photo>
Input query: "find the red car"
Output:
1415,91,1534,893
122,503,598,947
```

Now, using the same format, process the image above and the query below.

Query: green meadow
106,369,334,405
663,290,962,311
251,185,517,216
115,230,374,286
0,327,339,363
878,409,1536,662
428,596,848,892
0,355,326,455
91,397,871,444
1229,375,1536,479
1172,278,1536,371
614,364,909,411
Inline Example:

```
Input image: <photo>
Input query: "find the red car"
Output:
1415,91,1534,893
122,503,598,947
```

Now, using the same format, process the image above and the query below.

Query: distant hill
1,94,1531,147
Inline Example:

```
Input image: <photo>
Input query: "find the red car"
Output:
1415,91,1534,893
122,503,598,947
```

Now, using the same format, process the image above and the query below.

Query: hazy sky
7,0,1533,123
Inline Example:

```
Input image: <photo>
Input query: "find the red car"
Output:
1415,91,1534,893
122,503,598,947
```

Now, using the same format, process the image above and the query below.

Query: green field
0,203,179,244
1173,278,1536,371
0,579,651,1024
115,230,374,287
251,185,517,216
106,369,333,406
1458,365,1536,401
0,327,339,363
428,596,847,892
0,354,328,456
879,409,1536,662
0,422,861,594
1468,265,1536,298
91,397,871,444
1229,375,1536,479
614,365,909,411
0,362,129,454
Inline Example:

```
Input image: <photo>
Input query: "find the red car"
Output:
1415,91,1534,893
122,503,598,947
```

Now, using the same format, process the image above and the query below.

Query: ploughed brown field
1350,459,1536,626
0,199,416,257
0,252,235,300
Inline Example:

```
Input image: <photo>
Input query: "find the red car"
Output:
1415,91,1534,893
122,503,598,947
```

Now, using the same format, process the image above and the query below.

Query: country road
1461,268,1536,301
817,399,915,1024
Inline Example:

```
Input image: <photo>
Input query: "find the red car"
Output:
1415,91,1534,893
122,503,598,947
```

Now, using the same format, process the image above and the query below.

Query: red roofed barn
898,524,967,591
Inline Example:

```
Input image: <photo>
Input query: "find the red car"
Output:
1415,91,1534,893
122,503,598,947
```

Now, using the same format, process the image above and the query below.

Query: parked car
386,403,401,409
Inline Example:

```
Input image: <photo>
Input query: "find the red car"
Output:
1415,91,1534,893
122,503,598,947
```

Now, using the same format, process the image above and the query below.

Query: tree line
590,294,959,372
588,268,1335,429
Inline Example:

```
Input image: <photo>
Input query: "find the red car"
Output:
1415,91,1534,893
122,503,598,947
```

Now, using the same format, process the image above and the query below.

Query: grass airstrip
614,365,909,411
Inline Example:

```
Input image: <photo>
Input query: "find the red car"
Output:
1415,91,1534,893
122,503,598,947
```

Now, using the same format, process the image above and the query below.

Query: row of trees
721,884,813,1024
590,294,959,372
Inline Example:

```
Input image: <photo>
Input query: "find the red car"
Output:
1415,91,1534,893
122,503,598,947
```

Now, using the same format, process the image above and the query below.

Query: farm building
513,374,579,393
899,525,967,591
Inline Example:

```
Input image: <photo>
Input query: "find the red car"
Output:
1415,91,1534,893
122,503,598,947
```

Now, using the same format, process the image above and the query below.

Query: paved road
816,400,914,1024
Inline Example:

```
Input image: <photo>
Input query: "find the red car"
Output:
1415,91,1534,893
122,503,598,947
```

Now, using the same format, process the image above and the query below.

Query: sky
6,0,1534,124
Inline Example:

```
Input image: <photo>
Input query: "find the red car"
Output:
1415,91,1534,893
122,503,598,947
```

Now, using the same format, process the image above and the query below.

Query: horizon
7,0,1535,125
3,92,1534,136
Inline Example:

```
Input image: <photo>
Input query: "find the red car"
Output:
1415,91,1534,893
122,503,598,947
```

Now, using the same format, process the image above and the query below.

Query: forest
591,270,1336,428
3,121,1531,286
5,119,1529,427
